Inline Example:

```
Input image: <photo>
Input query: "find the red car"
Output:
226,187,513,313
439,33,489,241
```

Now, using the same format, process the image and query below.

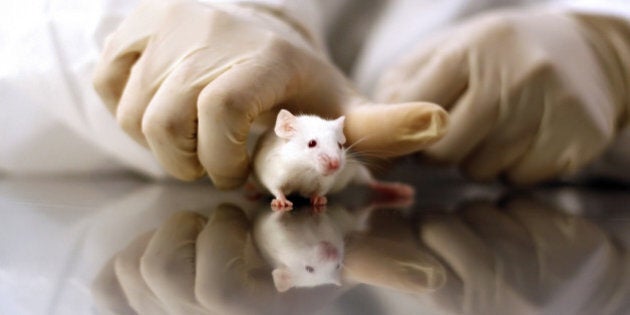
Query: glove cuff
571,13,630,129
238,2,326,51
197,0,327,55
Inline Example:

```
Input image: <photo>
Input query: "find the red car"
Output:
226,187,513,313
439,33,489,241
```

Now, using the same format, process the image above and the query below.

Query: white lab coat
1,0,629,179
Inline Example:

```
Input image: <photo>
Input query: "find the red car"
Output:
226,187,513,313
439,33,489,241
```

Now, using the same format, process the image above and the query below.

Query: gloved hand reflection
419,196,627,315
93,205,350,315
92,201,446,314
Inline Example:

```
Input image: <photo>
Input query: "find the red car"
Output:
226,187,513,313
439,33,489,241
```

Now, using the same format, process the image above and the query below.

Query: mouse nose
328,159,340,171
320,154,340,174
318,241,339,261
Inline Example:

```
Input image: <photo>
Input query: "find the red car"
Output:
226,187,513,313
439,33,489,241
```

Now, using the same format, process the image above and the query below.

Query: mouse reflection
254,207,346,292
92,191,629,315
253,198,418,293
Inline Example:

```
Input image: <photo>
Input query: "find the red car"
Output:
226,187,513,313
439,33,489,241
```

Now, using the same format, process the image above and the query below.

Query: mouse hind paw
310,195,328,207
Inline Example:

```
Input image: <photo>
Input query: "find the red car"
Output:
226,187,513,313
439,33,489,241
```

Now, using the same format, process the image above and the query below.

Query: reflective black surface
1,161,628,315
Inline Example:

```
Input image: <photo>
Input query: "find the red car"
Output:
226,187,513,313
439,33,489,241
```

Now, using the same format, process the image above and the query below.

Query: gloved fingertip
167,167,206,182
208,172,248,190
345,102,449,157
409,103,449,142
424,262,448,291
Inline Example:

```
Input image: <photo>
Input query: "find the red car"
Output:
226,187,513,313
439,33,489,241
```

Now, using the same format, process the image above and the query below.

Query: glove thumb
343,98,449,158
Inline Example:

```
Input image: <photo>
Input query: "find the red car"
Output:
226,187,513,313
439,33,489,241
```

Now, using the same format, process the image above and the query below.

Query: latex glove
93,0,448,188
377,10,630,184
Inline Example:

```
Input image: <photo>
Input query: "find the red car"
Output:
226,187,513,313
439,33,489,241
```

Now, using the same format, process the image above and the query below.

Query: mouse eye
337,142,343,149
308,140,317,148
336,264,341,270
305,266,314,273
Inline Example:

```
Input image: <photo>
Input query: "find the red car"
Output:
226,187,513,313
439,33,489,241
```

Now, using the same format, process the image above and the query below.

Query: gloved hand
93,0,448,188
377,9,630,184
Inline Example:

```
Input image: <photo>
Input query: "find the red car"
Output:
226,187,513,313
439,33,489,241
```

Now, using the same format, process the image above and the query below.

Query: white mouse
252,109,414,211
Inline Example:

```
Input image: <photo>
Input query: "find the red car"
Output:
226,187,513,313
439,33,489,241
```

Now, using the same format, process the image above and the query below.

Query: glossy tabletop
1,161,628,315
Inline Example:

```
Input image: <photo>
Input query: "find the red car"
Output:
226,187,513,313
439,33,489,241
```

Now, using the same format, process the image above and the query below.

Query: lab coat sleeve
555,0,630,18
0,0,344,177
199,0,349,54
0,0,164,177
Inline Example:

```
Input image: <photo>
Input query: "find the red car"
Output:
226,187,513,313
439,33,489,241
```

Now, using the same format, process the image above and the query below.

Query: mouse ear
334,116,346,128
272,267,294,292
334,116,346,144
275,109,297,139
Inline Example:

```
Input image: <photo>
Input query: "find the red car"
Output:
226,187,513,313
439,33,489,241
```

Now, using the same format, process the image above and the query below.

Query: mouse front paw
310,195,328,207
271,198,293,211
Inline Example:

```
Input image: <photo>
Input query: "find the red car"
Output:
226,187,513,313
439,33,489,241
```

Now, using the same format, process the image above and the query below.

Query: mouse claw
271,198,293,211
310,195,327,207
312,204,327,214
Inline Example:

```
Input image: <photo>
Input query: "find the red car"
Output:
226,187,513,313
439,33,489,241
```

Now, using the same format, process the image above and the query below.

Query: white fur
253,111,372,200
253,207,346,291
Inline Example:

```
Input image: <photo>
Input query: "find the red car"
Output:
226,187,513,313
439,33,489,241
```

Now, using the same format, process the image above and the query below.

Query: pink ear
335,116,346,144
272,268,294,292
275,109,297,139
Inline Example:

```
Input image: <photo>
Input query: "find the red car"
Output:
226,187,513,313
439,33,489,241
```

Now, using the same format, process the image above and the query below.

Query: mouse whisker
345,154,389,173
346,150,391,162
344,135,372,152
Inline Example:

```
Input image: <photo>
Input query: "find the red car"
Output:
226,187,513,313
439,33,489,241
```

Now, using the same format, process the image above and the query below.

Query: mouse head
271,240,343,292
274,109,346,176
253,206,347,292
